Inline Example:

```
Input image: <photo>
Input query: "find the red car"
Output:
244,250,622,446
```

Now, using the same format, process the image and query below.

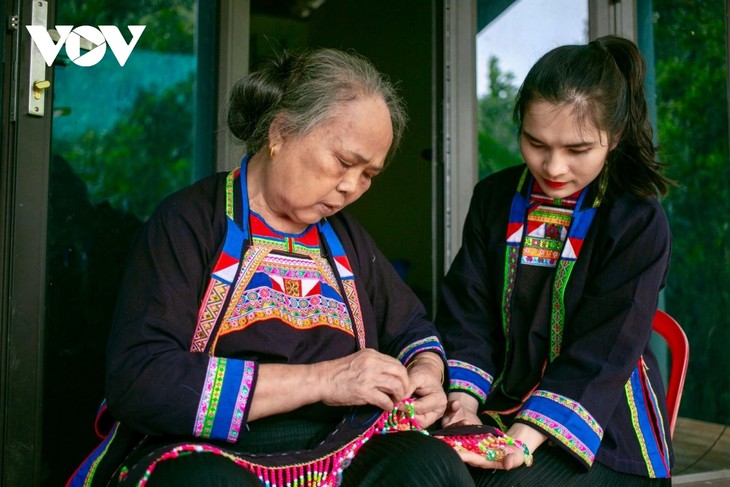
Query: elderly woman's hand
318,349,410,412
405,352,447,428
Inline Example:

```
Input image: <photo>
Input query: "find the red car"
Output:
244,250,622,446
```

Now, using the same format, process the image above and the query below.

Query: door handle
28,0,49,116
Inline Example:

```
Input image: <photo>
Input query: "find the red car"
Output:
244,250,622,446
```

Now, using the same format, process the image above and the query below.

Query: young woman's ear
609,132,622,151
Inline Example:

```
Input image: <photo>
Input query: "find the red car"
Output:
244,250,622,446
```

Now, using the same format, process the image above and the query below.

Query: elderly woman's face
267,96,393,227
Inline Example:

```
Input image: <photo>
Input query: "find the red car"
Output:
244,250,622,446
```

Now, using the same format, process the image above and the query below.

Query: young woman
437,35,673,486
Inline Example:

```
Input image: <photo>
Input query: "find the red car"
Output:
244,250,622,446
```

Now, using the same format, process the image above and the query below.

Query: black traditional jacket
437,164,673,478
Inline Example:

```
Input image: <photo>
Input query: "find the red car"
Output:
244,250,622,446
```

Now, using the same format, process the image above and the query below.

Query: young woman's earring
270,146,275,158
594,160,610,205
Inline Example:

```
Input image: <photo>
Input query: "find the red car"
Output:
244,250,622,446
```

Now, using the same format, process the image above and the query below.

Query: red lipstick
544,180,568,189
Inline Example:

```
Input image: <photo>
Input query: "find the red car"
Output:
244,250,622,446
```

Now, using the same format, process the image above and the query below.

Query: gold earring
270,146,275,158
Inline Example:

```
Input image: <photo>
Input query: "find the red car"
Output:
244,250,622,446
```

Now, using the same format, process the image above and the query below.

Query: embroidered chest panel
216,219,355,341
521,191,577,268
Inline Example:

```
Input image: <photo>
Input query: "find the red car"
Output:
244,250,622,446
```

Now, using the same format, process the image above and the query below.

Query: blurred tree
477,56,522,179
54,75,194,221
653,0,730,423
57,0,195,53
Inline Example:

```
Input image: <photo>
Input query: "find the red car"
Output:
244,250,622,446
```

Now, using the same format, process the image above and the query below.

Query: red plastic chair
652,309,689,438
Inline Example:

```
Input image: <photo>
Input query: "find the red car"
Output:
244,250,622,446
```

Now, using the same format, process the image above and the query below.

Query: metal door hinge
8,14,19,31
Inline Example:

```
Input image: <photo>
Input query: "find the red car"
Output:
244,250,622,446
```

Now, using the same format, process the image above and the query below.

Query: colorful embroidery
317,221,370,350
228,361,255,442
249,210,321,255
341,280,367,349
521,188,575,268
194,357,227,438
518,409,595,465
219,250,355,337
502,169,601,364
450,380,488,403
191,279,229,353
549,260,572,359
624,362,671,477
625,372,654,476
189,168,248,353
448,360,493,404
132,399,518,487
193,358,256,443
398,336,445,364
225,168,238,220
517,389,602,466
530,390,602,436
448,360,493,382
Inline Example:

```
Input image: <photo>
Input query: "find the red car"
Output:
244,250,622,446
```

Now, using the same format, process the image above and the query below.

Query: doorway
1,1,440,484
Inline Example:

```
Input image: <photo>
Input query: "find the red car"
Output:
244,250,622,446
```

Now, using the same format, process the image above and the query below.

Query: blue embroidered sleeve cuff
397,336,446,365
194,357,257,443
447,360,493,404
516,390,603,467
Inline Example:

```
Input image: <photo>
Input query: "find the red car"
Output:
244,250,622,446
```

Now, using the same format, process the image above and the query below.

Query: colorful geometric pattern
502,169,601,363
549,260,573,359
624,360,671,477
191,280,229,353
189,168,246,353
520,187,576,268
193,357,256,442
517,389,602,466
317,219,368,350
187,156,440,448
448,359,494,404
249,211,321,255
216,234,356,341
397,336,445,364
341,280,366,349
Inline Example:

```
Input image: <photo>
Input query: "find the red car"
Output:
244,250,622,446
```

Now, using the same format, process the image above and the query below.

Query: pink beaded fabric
430,424,527,463
126,399,526,487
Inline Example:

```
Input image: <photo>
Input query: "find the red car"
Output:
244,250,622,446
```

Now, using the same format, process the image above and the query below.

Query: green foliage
57,0,195,54
653,0,730,423
47,0,208,220
478,56,522,179
54,75,195,221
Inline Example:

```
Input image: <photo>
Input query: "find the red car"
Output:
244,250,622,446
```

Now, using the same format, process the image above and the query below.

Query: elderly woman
68,48,473,486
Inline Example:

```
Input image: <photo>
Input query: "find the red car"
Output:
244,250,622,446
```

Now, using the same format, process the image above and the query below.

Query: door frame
1,0,55,482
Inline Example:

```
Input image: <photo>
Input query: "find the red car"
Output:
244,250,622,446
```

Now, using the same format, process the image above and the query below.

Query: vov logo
26,25,146,67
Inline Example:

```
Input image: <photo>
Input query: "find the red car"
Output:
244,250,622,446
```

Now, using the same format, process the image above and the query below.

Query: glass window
42,1,215,484
476,0,588,180
644,0,730,475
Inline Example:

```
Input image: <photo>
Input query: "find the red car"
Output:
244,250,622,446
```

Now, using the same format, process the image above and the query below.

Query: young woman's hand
441,392,482,428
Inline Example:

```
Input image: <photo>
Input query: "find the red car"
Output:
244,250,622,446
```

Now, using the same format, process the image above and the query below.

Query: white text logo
26,25,146,67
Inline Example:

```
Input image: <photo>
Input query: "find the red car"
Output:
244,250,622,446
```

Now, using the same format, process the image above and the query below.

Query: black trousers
120,420,474,486
472,443,672,487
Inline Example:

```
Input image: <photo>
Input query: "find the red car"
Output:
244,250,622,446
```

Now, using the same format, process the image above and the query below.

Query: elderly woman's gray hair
227,48,408,164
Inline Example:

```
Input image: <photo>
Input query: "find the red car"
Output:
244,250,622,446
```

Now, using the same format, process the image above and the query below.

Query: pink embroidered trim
227,361,255,442
193,357,225,438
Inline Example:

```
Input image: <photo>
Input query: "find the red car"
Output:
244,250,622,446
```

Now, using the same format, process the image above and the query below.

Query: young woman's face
520,100,612,198
265,95,393,228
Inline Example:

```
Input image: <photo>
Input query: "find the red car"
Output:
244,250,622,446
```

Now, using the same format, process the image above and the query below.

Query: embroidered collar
501,167,603,365
223,154,366,348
